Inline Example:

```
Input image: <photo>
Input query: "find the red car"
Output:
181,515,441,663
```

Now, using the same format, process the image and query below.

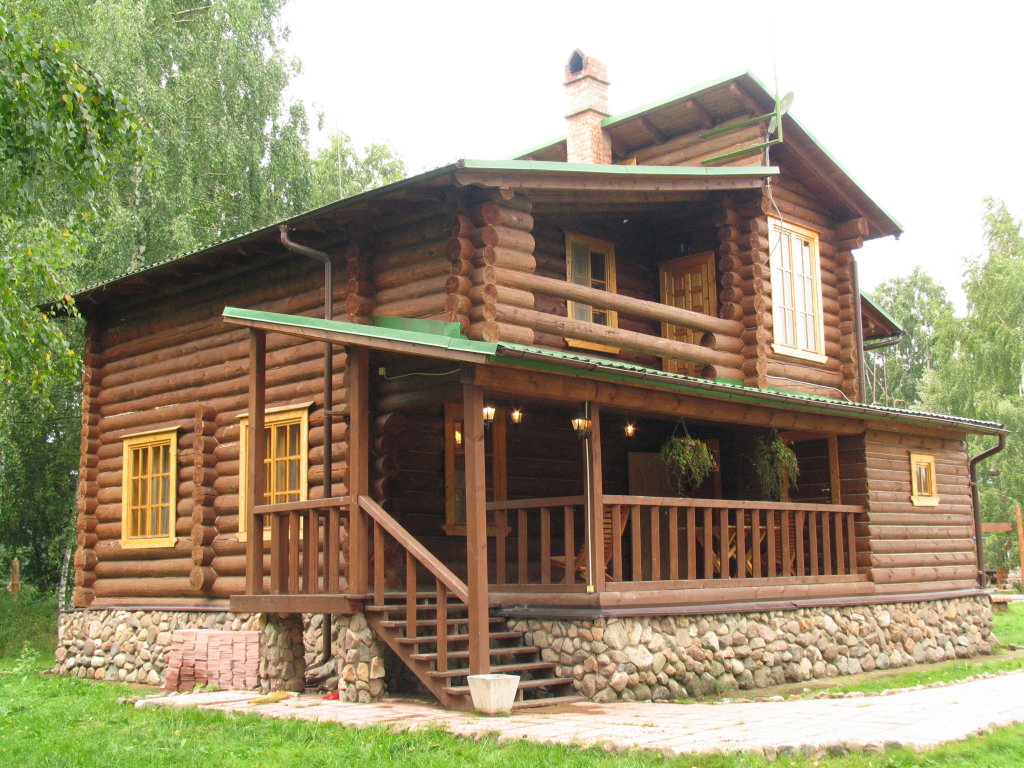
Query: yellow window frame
121,428,179,549
238,404,310,540
565,232,619,354
909,452,939,507
769,218,827,364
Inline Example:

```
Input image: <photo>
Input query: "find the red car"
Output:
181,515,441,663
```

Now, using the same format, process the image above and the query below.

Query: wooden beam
347,346,370,594
471,365,864,436
245,329,266,596
587,403,605,594
462,382,490,675
639,116,667,144
454,169,768,192
828,434,842,505
685,99,715,129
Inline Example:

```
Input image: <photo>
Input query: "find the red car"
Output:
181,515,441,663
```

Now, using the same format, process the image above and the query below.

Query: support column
585,403,605,594
347,345,370,595
260,613,306,692
462,382,490,674
245,329,266,595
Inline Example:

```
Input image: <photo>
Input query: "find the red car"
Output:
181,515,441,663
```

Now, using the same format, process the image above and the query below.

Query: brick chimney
564,50,611,164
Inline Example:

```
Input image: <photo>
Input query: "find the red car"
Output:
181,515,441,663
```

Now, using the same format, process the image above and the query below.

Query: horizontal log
861,551,974,569
91,576,203,599
480,202,534,230
870,565,977,584
373,293,446,318
94,558,193,579
476,246,536,272
467,281,535,308
765,360,845,388
479,266,743,337
374,274,448,305
481,305,741,368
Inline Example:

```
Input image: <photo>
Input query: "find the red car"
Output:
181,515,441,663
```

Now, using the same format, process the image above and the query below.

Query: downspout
851,258,867,402
969,434,1006,587
863,330,906,352
279,224,334,667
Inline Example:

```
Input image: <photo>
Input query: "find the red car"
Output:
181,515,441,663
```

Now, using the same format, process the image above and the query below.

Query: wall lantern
571,414,592,440
624,421,636,438
482,403,496,428
510,408,523,425
454,423,463,447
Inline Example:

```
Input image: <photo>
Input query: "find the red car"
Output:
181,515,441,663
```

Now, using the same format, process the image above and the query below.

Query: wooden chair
551,507,631,582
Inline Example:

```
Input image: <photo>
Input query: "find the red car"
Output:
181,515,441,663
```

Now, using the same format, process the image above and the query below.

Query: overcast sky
282,1,1024,312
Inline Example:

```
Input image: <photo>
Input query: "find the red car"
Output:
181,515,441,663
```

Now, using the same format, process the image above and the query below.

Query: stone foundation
55,608,387,701
55,609,261,685
508,596,994,702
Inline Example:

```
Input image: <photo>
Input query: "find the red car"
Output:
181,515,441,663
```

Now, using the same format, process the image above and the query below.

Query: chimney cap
565,49,608,84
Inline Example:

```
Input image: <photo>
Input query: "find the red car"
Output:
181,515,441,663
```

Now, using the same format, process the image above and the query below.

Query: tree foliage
925,200,1024,569
1,1,406,593
864,268,954,408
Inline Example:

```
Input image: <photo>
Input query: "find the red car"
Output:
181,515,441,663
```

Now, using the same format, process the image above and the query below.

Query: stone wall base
508,596,995,702
55,608,386,701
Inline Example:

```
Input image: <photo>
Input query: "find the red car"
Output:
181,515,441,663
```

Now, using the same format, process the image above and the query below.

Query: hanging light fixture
624,421,636,438
482,403,496,428
510,408,523,424
571,410,592,440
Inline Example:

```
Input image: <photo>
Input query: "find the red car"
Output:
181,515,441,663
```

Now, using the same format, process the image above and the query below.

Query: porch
225,307,872,707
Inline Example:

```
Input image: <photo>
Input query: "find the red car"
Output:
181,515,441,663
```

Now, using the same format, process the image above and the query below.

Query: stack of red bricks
163,629,260,691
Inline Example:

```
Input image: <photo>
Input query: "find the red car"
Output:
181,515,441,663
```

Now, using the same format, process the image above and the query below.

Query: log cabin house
57,52,1006,709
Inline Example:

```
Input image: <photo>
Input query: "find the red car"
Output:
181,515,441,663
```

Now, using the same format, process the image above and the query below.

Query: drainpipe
969,434,1006,588
279,224,335,666
851,258,867,403
863,330,906,352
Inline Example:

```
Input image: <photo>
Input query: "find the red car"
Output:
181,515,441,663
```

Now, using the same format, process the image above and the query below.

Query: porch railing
246,496,349,595
486,496,585,588
487,495,863,589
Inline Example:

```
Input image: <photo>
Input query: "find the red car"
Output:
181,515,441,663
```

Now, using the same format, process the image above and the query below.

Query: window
769,218,826,363
444,402,506,535
238,405,310,539
121,429,178,548
565,232,618,353
909,452,939,506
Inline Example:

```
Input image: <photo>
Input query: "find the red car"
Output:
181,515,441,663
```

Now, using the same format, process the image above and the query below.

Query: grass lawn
4,593,1024,766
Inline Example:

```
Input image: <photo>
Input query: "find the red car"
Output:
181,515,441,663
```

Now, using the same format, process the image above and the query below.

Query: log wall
857,427,978,593
79,249,353,608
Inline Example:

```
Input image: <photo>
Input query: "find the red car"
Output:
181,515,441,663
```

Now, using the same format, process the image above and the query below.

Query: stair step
410,645,540,662
444,676,574,696
396,631,521,646
366,601,463,615
379,617,504,631
511,694,587,710
427,661,555,679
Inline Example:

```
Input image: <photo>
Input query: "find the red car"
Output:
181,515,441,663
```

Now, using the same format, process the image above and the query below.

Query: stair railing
357,495,473,674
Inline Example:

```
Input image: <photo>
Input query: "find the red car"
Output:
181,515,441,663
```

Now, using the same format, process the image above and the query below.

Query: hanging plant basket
659,436,717,494
750,433,800,501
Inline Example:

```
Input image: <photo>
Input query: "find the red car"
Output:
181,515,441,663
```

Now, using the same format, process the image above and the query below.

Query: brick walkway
139,671,1024,756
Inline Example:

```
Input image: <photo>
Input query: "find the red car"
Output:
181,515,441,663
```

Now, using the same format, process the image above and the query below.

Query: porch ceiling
221,307,1006,437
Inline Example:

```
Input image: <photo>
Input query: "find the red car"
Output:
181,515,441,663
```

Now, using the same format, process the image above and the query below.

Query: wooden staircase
366,592,581,710
356,496,583,711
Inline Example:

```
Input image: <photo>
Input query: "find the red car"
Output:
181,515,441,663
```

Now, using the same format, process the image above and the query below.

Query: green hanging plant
659,436,717,494
750,433,800,501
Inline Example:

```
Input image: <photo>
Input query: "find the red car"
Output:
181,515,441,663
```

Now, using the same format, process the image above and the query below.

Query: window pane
570,241,590,286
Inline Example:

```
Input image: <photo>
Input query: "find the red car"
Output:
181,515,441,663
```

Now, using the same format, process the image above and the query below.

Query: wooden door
659,251,718,376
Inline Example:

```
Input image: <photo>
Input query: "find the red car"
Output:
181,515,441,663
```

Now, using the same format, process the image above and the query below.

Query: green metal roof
221,307,1005,436
860,292,904,336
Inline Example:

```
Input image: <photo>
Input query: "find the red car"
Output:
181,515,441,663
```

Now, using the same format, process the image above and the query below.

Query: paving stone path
139,670,1024,756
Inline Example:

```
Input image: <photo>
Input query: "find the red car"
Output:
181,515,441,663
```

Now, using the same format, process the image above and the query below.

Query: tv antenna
700,90,794,166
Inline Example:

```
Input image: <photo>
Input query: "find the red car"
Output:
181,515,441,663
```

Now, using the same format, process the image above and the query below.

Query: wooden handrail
486,495,585,511
602,495,863,514
253,496,351,517
483,266,744,337
358,495,469,604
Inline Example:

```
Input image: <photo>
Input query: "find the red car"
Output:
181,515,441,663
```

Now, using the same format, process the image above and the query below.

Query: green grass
0,589,57,659
2,656,1024,767
993,600,1024,645
3,598,1023,766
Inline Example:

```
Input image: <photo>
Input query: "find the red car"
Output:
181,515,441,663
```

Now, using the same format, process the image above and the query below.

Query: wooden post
1016,506,1024,589
245,329,266,595
8,558,19,599
462,381,490,675
827,434,842,504
348,345,370,595
585,403,605,593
